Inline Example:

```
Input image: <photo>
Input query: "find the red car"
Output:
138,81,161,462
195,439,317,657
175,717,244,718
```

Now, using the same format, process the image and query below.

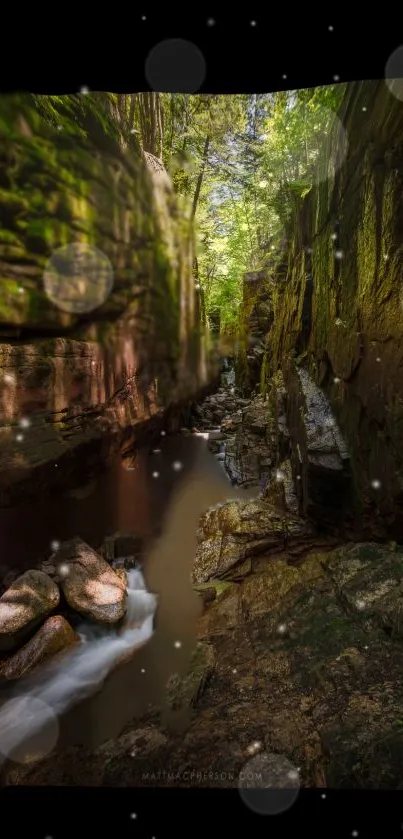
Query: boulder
193,498,316,584
113,568,128,589
0,570,60,652
262,459,299,515
53,537,127,625
284,363,351,528
0,615,78,681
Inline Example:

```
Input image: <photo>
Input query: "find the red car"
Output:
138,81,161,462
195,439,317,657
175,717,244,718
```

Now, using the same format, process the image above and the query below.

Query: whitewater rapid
0,567,157,766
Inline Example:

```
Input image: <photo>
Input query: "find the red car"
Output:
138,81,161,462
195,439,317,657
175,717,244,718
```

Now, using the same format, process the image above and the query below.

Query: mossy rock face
0,94,212,493
0,94,205,390
165,641,215,711
263,80,403,538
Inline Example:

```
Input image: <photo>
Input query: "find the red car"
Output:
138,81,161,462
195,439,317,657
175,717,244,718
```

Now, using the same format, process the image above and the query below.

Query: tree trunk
191,135,210,220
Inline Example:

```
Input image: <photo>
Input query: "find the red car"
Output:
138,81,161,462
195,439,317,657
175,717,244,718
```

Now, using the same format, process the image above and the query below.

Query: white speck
130,748,137,757
54,463,58,468
174,640,182,648
57,125,62,130
18,286,24,294
384,253,389,260
140,668,145,674
195,283,200,291
282,74,287,80
288,769,299,781
16,433,24,442
352,832,359,837
207,17,215,25
152,471,159,479
247,740,262,755
91,360,96,366
376,357,381,362
172,461,183,471
160,430,166,436
331,233,337,241
3,373,15,385
362,106,367,111
232,668,237,674
335,249,344,259
328,25,334,31
277,623,287,634
152,448,161,455
296,475,301,480
58,563,70,578
356,600,366,611
333,377,340,384
51,540,60,552
333,74,340,81
371,479,381,489
250,20,257,26
275,470,285,481
305,247,312,253
80,86,90,94
364,645,369,650
321,793,326,798
141,15,146,20
130,813,137,819
19,416,31,428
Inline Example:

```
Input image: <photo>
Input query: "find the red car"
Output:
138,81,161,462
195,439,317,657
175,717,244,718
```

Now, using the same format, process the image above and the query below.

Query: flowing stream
0,414,256,769
0,567,157,767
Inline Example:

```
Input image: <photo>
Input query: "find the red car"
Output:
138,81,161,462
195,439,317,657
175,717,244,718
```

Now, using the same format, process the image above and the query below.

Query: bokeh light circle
385,45,403,102
313,105,349,185
0,695,59,765
145,39,206,93
43,242,113,314
238,751,300,815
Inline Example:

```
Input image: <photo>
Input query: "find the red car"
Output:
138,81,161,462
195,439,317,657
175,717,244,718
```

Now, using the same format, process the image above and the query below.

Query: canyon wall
0,94,213,505
259,80,403,538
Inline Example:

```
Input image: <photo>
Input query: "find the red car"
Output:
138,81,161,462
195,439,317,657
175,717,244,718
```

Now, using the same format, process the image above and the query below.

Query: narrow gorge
1,80,403,791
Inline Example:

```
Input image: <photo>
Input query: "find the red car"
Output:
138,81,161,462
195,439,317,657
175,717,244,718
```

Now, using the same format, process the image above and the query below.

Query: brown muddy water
0,433,257,764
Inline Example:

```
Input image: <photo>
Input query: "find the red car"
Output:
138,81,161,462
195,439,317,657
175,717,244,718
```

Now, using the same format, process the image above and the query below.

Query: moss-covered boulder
193,497,316,584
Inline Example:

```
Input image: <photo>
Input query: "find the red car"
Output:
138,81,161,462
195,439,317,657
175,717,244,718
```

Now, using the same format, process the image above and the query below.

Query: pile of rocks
0,536,137,683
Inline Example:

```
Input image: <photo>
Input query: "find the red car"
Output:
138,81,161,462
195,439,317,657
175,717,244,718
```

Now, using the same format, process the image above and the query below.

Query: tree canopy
34,87,346,333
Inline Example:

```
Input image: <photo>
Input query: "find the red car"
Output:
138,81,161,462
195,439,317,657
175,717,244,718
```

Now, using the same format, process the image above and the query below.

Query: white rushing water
0,568,157,766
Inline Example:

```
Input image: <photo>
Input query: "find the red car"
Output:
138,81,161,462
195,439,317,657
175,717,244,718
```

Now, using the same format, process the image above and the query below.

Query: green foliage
158,85,346,332
24,88,348,336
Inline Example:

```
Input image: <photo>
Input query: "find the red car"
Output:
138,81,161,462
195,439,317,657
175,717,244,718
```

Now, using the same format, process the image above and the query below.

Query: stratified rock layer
260,80,403,538
0,93,213,507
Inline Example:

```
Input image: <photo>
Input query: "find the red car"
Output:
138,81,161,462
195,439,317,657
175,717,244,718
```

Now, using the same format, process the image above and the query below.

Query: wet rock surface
51,537,127,625
193,498,316,584
5,361,403,789
0,570,60,653
9,540,403,789
0,615,78,681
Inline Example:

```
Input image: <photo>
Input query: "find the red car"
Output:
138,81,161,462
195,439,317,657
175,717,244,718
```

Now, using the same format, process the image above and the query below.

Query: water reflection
0,434,257,753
